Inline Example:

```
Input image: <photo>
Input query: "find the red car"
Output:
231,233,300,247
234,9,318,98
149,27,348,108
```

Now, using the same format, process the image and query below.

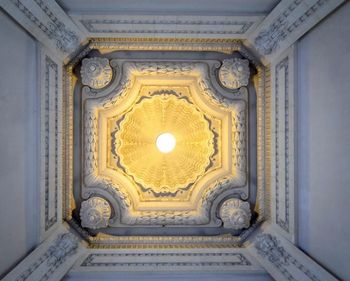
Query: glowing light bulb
156,133,176,153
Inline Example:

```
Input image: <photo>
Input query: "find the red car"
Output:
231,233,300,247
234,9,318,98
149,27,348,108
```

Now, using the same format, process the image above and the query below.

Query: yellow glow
156,133,176,153
115,94,214,194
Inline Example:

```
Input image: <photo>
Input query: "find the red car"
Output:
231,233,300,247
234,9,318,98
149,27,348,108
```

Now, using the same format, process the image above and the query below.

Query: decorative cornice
43,56,59,232
3,229,81,281
254,234,321,281
79,252,252,268
71,15,262,39
1,0,84,56
275,57,290,233
249,0,344,59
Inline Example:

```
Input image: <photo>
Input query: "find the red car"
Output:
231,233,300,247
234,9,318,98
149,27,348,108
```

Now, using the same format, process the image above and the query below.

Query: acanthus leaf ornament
218,58,250,90
81,57,113,89
219,198,251,229
80,197,111,229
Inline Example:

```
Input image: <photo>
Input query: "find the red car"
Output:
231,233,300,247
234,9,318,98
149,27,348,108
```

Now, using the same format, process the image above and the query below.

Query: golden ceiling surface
82,61,247,226
114,92,215,195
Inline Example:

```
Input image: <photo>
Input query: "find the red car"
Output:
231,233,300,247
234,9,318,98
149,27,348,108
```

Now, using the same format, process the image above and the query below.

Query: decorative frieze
70,14,263,39
271,46,296,242
249,0,344,60
70,248,265,273
251,231,338,281
38,47,63,241
1,0,84,57
2,228,83,281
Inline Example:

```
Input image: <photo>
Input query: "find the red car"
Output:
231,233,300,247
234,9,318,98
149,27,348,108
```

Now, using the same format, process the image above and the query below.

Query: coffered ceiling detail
1,1,345,280
82,60,248,226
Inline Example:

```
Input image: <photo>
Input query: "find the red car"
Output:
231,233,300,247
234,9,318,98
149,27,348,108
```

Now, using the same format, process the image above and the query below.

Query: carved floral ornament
80,197,111,229
80,57,113,89
218,58,250,90
219,198,251,230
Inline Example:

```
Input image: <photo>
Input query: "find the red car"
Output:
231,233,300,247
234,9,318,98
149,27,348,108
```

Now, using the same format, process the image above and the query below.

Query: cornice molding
270,46,297,242
70,14,263,39
248,0,344,62
38,46,63,241
0,0,86,59
248,224,338,281
2,225,85,281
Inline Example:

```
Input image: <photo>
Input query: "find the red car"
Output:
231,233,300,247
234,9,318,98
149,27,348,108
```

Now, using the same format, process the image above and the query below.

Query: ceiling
56,0,280,15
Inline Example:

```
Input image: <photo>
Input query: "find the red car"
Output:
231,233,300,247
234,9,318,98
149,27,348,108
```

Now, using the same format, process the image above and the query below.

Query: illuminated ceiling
77,55,256,231
1,0,344,280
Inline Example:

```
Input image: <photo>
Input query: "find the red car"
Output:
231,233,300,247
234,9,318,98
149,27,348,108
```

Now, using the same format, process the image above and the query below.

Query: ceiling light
156,133,176,153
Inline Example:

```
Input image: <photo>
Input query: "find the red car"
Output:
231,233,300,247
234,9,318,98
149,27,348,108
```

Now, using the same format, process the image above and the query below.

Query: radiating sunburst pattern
114,92,215,195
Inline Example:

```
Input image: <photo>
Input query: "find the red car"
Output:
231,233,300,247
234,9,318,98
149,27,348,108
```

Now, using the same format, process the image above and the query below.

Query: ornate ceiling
1,0,344,280
78,55,254,230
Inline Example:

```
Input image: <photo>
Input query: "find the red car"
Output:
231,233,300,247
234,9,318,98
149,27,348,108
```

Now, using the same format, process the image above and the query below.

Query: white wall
0,10,38,278
297,2,350,280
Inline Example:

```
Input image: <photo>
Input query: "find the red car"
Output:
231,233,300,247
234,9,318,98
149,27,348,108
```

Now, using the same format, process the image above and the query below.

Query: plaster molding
89,38,243,54
218,58,250,90
80,197,112,230
82,60,248,226
81,57,113,90
219,198,252,230
70,248,264,273
248,0,344,61
63,39,267,245
2,226,85,281
270,46,297,243
70,14,263,39
38,46,63,241
0,0,85,59
248,225,338,281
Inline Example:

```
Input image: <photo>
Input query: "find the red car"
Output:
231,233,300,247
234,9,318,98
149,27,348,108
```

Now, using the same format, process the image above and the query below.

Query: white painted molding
248,0,344,62
270,45,297,243
70,14,263,39
0,0,86,59
38,45,64,242
2,224,86,281
69,247,264,274
247,224,338,281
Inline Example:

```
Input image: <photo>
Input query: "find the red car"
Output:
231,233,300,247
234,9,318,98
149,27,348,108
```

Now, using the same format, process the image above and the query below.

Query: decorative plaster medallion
81,57,112,89
80,197,111,229
219,198,251,229
114,91,215,195
218,58,250,90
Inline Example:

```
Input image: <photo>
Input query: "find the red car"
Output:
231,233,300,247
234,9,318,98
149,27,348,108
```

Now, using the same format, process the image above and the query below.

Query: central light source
156,132,176,153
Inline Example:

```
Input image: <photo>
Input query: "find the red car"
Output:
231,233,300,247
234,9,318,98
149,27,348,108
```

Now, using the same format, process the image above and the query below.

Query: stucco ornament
255,234,288,265
80,197,111,229
219,198,251,229
81,57,112,89
47,233,78,266
218,58,250,89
